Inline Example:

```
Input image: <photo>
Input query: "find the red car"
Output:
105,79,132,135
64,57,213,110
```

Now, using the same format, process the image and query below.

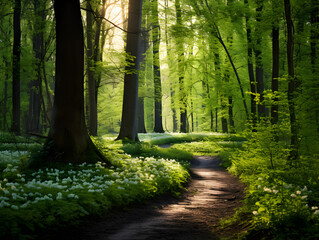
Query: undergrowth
221,123,319,239
0,134,190,239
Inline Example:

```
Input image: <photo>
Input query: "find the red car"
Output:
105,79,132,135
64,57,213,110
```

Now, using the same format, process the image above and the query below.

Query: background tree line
0,0,318,156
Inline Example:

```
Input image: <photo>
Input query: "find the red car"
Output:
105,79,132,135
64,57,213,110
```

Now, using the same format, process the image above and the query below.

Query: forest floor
45,148,246,240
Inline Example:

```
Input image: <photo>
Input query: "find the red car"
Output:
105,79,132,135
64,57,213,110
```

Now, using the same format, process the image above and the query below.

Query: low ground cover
0,134,190,239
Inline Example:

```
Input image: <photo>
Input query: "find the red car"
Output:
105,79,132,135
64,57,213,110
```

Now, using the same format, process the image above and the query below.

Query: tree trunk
28,0,45,133
3,59,9,131
255,0,266,120
271,26,279,125
152,0,164,133
86,1,97,136
44,0,107,164
310,0,319,132
175,0,187,133
117,0,143,141
284,0,298,161
137,97,147,133
244,0,256,126
137,26,149,134
12,0,21,135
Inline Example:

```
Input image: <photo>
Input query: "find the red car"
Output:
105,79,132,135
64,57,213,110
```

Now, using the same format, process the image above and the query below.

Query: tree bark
284,0,298,161
44,0,108,164
117,0,143,141
244,0,256,126
86,1,97,136
152,0,164,133
255,0,266,119
28,0,45,133
175,0,187,133
271,26,279,125
3,59,9,131
164,0,177,132
310,0,319,132
12,0,21,135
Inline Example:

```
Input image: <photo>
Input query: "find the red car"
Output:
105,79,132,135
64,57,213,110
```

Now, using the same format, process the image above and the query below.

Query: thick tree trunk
284,0,298,161
117,0,143,141
152,0,164,133
44,0,107,164
12,0,21,135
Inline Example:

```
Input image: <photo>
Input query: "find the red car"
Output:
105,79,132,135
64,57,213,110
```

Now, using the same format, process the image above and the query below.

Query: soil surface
50,154,245,240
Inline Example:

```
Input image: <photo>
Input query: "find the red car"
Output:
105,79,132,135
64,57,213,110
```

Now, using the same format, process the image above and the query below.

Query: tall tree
152,0,164,133
86,0,97,136
11,0,21,135
284,0,298,161
271,0,280,126
117,0,143,141
27,0,46,133
244,0,256,126
43,0,108,164
310,0,319,132
175,0,187,133
164,0,177,132
254,0,266,119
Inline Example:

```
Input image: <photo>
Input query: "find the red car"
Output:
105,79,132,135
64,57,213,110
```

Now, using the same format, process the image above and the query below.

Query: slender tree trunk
86,1,97,136
271,26,279,125
255,0,266,119
3,59,9,131
12,0,21,135
117,0,143,141
137,25,149,133
152,0,164,133
244,0,256,126
28,0,45,133
310,0,319,132
137,97,146,133
164,0,177,132
175,0,187,133
284,0,298,161
215,107,218,132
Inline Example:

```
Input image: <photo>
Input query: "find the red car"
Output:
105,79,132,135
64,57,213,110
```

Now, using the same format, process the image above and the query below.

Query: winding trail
58,153,245,240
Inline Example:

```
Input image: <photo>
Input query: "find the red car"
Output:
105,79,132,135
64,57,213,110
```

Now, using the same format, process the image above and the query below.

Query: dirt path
56,155,245,240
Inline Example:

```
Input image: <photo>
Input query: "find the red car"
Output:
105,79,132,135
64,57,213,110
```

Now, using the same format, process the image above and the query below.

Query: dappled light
0,0,319,239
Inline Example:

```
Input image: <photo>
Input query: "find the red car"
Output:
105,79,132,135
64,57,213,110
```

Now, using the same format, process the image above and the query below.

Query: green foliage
227,122,319,238
0,136,190,239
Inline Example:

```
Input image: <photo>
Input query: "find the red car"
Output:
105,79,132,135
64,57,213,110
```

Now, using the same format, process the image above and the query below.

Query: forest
0,0,319,239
